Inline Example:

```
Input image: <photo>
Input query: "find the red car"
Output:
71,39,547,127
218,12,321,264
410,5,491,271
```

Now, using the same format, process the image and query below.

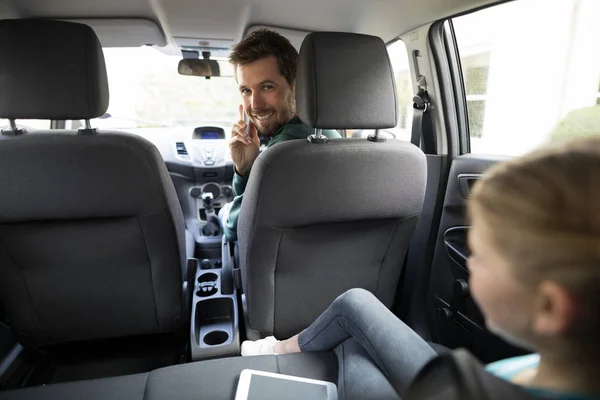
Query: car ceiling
1,0,502,47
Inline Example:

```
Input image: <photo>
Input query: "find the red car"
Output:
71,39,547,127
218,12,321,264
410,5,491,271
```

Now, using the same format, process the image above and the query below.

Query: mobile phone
243,111,252,137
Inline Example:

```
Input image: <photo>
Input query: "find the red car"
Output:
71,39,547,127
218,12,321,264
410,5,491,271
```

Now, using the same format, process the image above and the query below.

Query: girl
242,136,600,399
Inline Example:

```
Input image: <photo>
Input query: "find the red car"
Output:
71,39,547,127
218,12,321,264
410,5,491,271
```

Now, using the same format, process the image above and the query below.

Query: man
222,29,340,241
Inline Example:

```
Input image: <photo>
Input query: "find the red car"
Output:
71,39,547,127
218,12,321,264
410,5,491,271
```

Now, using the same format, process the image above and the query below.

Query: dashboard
139,125,235,252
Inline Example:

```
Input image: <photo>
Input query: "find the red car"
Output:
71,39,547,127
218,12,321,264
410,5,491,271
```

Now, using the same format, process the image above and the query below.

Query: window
454,0,600,155
462,53,490,139
66,44,413,141
0,119,50,132
345,39,413,140
395,69,412,131
67,47,238,140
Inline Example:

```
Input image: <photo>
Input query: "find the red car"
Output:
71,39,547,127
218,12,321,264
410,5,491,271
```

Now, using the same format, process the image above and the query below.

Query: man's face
236,56,296,137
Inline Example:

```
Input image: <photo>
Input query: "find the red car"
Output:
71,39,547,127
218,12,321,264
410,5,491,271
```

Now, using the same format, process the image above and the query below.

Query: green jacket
223,117,340,241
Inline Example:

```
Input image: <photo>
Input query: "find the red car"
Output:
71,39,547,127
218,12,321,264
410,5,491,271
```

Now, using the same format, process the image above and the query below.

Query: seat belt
412,89,437,154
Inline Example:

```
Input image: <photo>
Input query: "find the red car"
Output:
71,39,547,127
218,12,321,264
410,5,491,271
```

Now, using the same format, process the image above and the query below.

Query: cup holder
203,330,229,346
197,272,219,297
198,272,218,283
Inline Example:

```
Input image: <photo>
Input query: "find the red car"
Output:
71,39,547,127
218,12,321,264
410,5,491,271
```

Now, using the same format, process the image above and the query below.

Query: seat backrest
238,32,427,339
0,20,186,345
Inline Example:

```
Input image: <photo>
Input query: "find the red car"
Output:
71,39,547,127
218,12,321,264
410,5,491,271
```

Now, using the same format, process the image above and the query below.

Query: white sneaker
241,336,279,356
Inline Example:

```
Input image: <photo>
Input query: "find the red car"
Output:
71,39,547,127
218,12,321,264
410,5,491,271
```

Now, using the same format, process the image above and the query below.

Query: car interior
1,0,599,398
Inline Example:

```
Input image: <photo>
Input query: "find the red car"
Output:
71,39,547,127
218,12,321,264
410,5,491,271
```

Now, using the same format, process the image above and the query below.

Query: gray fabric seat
238,32,427,339
0,352,338,400
0,19,187,345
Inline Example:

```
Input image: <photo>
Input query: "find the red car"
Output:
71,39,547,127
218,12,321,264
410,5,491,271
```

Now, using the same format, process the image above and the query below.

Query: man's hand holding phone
230,104,260,176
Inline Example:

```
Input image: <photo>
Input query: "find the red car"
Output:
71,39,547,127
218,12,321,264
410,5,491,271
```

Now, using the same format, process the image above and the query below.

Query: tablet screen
246,374,328,400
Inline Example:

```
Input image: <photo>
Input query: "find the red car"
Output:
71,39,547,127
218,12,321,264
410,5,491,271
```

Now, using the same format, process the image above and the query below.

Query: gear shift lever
201,193,221,236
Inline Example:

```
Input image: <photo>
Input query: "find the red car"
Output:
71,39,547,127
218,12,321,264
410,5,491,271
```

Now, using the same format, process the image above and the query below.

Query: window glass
345,39,413,140
67,43,414,142
0,119,50,131
67,47,238,140
454,0,600,155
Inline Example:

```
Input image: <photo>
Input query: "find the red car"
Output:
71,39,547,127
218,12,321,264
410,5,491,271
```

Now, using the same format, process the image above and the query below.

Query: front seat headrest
296,32,398,130
0,19,109,120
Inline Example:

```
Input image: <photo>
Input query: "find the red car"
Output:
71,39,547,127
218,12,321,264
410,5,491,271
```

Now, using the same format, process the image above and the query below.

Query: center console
189,253,240,360
171,128,242,360
164,127,243,360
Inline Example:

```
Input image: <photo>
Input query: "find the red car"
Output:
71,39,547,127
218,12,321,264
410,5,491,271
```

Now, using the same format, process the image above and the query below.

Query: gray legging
298,288,437,400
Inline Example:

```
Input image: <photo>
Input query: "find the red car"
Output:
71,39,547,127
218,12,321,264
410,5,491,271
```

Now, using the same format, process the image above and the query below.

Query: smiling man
222,29,340,241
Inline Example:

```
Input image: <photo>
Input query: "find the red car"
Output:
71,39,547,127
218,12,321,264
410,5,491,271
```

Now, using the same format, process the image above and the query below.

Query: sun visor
62,18,167,47
173,37,234,59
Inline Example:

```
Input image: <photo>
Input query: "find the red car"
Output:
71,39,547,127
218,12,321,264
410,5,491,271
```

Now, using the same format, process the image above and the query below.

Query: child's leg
295,288,437,395
242,288,436,394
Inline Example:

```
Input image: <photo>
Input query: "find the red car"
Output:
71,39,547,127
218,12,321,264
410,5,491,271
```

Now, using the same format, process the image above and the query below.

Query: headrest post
78,119,97,135
307,128,328,144
367,129,386,143
1,119,26,136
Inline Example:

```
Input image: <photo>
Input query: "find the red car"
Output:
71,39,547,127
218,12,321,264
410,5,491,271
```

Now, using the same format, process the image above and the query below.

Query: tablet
234,369,338,400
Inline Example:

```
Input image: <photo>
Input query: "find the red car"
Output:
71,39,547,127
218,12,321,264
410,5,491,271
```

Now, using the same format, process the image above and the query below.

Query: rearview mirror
177,59,232,78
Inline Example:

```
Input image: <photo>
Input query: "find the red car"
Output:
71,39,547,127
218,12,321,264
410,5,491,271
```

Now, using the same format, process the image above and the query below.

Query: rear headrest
296,32,397,130
0,19,109,120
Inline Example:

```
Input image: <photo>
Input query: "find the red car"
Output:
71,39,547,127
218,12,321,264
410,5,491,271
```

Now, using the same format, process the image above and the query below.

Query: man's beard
257,121,285,137
255,94,296,137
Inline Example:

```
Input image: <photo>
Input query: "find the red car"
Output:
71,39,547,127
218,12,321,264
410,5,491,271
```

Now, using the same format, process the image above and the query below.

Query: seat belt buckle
233,268,242,292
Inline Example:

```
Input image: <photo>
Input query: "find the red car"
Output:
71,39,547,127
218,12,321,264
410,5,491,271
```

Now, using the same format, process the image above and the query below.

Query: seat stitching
241,148,285,335
1,211,167,226
375,219,401,295
137,140,185,287
141,372,151,400
260,211,421,231
137,216,160,328
272,228,284,336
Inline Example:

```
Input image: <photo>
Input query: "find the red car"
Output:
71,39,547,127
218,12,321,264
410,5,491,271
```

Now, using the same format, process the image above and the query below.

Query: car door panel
426,154,529,363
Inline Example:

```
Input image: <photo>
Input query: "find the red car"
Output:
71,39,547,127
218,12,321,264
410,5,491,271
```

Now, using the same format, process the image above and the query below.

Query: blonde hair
469,136,600,343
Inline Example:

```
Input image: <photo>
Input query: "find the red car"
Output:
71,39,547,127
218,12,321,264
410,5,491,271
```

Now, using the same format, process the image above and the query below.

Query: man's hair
229,29,298,87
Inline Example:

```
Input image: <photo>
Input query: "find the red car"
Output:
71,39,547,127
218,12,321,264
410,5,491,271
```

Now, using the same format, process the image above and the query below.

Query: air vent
176,142,188,156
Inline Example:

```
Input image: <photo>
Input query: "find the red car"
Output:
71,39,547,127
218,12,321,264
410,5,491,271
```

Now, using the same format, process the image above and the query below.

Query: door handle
444,226,470,273
446,241,468,272
457,174,483,199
